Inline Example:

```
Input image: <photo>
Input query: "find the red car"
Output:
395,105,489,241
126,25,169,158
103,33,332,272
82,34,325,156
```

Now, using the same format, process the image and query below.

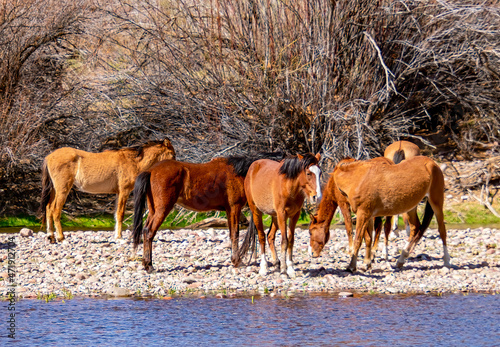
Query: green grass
1,200,498,230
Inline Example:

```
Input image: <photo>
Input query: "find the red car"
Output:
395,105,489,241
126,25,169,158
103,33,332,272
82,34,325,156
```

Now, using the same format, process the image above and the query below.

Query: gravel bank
1,225,499,299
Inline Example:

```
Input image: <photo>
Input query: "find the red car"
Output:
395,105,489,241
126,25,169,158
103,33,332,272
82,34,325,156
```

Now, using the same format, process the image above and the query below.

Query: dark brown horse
241,153,322,278
132,154,284,273
334,156,450,272
38,139,176,243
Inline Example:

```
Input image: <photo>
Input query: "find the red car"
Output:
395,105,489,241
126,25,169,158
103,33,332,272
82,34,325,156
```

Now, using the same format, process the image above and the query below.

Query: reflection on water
4,294,499,346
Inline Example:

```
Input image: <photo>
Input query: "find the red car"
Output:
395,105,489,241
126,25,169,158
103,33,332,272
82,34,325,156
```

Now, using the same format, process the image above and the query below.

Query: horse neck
316,177,338,224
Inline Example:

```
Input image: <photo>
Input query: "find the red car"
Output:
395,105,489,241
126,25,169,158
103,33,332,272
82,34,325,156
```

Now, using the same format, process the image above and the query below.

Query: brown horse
38,139,176,243
309,141,421,260
309,158,356,258
372,140,421,259
241,153,322,278
333,156,450,272
132,154,284,273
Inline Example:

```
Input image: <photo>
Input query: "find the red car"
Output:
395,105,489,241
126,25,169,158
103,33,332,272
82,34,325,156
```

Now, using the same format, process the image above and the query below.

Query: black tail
37,161,53,227
392,149,406,164
238,214,257,263
132,171,151,250
419,199,434,233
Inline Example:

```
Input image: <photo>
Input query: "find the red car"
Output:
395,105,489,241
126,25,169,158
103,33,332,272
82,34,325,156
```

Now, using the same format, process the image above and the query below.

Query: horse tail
132,171,151,250
419,199,434,233
392,149,406,164
238,214,257,263
37,160,53,226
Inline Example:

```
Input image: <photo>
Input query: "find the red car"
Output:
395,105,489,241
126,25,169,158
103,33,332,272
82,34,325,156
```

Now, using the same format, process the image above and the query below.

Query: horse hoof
286,268,296,279
47,236,56,244
345,267,356,273
144,265,155,274
57,237,65,243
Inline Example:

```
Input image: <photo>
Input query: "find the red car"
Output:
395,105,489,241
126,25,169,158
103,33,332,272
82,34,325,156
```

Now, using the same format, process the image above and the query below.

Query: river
4,293,499,346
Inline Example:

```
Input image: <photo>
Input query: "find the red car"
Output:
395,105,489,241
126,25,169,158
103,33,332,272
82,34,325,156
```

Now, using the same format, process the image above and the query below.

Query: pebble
0,227,498,299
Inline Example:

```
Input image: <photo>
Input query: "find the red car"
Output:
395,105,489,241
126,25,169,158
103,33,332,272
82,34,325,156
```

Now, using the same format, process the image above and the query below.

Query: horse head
299,153,322,204
308,213,330,257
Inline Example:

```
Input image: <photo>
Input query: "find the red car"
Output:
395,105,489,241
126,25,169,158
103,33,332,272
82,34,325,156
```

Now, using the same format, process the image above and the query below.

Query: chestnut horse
309,140,421,260
333,156,450,272
132,154,284,273
241,153,322,278
38,139,176,243
372,140,421,259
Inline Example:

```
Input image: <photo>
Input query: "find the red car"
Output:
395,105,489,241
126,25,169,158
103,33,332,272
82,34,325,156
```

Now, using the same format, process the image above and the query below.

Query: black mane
279,153,319,179
226,152,286,177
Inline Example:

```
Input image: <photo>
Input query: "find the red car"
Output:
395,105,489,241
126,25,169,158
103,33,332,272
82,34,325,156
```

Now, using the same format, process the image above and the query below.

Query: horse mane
279,153,318,179
392,149,406,164
226,152,286,177
105,140,168,160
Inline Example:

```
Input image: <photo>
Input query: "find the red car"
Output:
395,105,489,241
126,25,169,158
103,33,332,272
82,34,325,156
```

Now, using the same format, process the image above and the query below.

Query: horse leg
276,211,289,277
339,202,354,255
114,189,131,239
285,212,300,279
142,206,170,273
267,217,279,269
347,212,370,273
227,205,242,268
391,214,400,237
396,208,420,268
50,184,72,243
253,212,268,276
371,217,384,261
428,195,451,267
363,218,373,270
383,216,392,261
45,191,56,243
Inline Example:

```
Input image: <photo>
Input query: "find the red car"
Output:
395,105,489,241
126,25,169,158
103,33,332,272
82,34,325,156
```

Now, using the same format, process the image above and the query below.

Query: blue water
2,294,499,346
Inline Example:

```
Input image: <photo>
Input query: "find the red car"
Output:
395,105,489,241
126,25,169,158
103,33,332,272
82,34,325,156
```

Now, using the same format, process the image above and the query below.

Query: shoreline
1,226,499,300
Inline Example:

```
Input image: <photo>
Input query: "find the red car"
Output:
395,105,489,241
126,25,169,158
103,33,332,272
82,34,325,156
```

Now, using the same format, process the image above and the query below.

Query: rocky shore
1,225,499,300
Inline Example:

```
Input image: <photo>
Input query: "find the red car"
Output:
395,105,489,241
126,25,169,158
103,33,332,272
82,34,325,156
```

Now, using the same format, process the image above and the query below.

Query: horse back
384,140,420,162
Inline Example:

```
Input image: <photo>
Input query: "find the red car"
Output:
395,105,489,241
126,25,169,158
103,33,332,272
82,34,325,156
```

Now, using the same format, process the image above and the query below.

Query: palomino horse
38,139,176,243
241,153,322,278
132,154,284,273
333,156,450,272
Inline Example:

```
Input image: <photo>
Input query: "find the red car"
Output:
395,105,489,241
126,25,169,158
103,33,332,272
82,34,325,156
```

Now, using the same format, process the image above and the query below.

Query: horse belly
74,165,119,194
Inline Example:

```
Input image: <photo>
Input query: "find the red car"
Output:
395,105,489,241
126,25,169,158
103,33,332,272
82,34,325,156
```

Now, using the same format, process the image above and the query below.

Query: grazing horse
132,154,284,273
309,141,421,261
38,139,176,243
333,156,450,272
241,153,322,278
309,158,356,258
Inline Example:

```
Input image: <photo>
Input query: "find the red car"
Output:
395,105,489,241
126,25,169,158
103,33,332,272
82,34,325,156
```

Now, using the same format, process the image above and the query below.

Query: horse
132,153,285,273
241,153,322,278
333,156,450,272
308,157,391,260
309,140,421,261
38,138,176,243
371,140,421,259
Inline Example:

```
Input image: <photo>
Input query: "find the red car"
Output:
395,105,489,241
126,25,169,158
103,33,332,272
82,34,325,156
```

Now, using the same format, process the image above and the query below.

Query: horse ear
315,153,321,161
163,138,171,146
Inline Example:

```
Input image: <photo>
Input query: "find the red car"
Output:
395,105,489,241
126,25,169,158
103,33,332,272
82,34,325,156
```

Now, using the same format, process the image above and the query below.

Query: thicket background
0,0,498,217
